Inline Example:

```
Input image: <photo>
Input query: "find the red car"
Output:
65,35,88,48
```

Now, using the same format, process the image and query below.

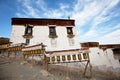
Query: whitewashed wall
10,25,25,44
89,48,120,69
10,25,80,51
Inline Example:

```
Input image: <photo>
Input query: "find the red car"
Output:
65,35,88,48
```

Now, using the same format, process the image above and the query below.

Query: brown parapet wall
80,42,99,48
99,44,120,48
100,44,120,54
80,42,120,53
12,18,75,26
80,42,120,48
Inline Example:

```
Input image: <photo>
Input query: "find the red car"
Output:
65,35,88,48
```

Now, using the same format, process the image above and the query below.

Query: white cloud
79,23,120,43
92,0,120,28
16,0,41,18
59,3,69,10
43,3,72,18
35,0,47,11
75,0,120,44
44,9,63,18
72,0,99,27
16,0,71,18
98,23,120,34
83,29,98,38
99,29,120,44
16,13,28,18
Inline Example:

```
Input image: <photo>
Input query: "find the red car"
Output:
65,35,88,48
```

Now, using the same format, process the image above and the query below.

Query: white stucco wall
10,25,25,44
10,25,80,51
89,48,120,69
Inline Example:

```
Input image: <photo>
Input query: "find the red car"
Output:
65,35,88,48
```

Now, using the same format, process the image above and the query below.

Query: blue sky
0,0,120,44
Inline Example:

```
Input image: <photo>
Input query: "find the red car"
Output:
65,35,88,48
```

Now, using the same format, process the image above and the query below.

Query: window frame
26,39,30,45
49,26,56,36
49,26,58,38
66,27,73,35
24,25,33,35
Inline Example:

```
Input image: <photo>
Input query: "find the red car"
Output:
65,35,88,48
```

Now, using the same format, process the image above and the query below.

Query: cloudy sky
0,0,120,44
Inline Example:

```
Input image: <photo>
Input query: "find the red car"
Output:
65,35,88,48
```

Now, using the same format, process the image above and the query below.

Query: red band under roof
12,18,75,26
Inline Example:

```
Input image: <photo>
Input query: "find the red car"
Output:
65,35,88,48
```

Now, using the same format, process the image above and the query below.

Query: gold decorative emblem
67,55,71,60
72,54,76,60
78,54,81,60
83,53,88,59
62,55,65,61
57,56,60,61
52,56,55,61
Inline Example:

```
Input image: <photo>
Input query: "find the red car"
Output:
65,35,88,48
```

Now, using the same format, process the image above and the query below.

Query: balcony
67,34,75,38
48,35,58,38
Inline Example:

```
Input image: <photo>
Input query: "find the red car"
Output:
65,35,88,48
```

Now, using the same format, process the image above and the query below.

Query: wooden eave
80,42,99,47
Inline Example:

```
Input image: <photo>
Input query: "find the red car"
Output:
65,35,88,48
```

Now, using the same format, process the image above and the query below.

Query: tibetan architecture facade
11,18,80,52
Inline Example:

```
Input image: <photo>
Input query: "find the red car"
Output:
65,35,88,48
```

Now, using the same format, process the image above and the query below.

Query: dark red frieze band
12,18,75,26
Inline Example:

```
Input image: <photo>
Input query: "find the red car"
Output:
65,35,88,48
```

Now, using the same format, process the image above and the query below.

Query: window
49,26,57,38
23,25,33,39
49,27,56,35
67,27,73,35
26,39,30,45
23,25,33,42
24,26,33,35
66,27,74,38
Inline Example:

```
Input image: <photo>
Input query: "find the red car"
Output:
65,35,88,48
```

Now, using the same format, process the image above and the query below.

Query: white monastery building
10,18,80,52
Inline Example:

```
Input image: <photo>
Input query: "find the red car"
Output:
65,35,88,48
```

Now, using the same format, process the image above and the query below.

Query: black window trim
26,39,30,45
67,27,73,35
24,25,33,36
